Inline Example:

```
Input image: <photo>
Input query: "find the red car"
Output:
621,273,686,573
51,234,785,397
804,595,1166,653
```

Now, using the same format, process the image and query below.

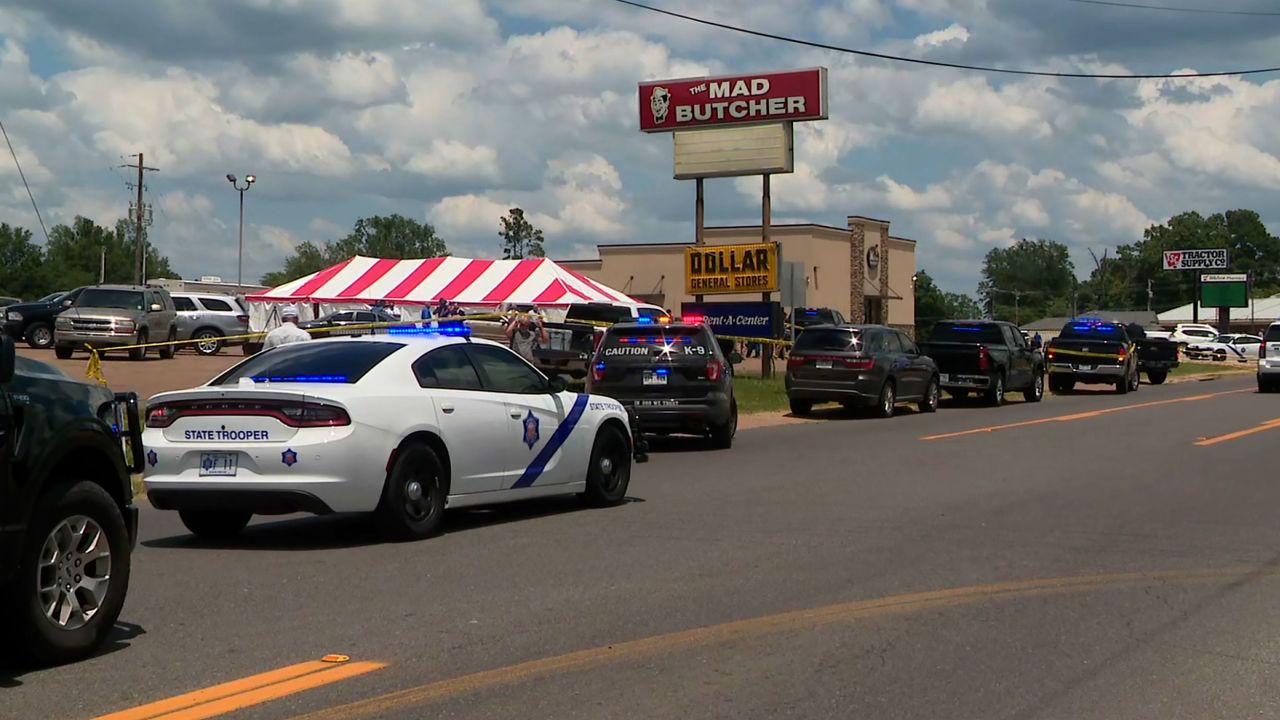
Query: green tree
914,269,982,339
0,224,48,300
42,216,172,290
263,214,448,287
977,238,1076,325
499,207,545,259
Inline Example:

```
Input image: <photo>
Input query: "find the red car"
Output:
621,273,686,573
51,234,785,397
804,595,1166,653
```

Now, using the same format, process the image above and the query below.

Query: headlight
6,311,21,322
55,316,71,328
115,319,136,332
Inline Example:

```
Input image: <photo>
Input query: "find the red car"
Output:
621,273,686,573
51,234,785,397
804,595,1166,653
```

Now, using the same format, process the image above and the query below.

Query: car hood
11,355,115,413
60,307,146,320
4,300,59,314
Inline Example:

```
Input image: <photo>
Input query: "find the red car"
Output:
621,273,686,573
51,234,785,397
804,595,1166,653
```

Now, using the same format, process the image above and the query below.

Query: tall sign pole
694,178,704,304
761,173,773,379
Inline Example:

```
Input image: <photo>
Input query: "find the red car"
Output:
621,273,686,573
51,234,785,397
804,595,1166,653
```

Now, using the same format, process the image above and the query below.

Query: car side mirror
149,303,163,312
0,335,14,384
62,299,73,307
729,350,743,364
548,375,568,393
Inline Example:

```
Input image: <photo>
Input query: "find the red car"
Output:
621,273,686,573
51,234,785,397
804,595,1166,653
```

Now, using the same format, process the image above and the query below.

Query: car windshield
567,304,634,324
210,341,403,385
599,326,715,360
76,289,145,311
794,328,860,352
929,323,1005,344
1212,334,1234,343
1058,323,1125,340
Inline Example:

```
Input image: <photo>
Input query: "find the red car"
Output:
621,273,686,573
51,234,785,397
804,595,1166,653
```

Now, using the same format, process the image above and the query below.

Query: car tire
985,373,1005,407
874,380,896,419
1129,369,1140,393
158,328,177,360
128,332,147,361
1024,370,1044,403
583,425,631,507
25,322,54,349
178,510,251,540
1147,370,1168,385
376,444,446,542
918,376,939,413
3,480,131,666
54,345,73,360
708,401,737,449
193,329,221,356
789,398,812,416
1116,374,1130,394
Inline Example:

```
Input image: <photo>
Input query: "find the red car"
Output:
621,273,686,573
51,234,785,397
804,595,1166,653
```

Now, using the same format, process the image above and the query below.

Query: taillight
844,357,874,370
978,345,990,371
144,400,351,428
787,355,804,369
592,330,604,352
706,360,723,382
236,314,249,324
1046,348,1056,361
1261,343,1268,359
1117,345,1128,361
591,362,606,383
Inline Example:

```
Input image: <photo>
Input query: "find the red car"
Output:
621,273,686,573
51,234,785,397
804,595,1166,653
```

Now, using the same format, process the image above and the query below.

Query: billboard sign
640,68,828,133
1200,272,1249,309
684,242,779,295
1162,249,1228,271
681,301,781,339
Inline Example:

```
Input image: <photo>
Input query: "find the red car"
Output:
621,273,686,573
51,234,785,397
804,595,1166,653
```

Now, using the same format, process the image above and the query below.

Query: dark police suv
0,335,142,665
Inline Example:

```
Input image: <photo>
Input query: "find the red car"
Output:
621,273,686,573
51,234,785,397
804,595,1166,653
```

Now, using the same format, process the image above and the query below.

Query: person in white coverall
262,305,312,350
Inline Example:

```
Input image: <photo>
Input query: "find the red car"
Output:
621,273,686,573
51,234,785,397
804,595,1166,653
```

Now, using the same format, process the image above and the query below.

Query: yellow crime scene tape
1047,345,1132,361
80,311,795,386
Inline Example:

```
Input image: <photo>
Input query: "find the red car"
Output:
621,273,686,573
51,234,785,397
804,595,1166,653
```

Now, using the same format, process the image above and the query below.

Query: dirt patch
18,346,243,400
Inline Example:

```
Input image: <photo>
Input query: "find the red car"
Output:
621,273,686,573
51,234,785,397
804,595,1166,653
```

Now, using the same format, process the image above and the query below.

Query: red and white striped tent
245,255,635,328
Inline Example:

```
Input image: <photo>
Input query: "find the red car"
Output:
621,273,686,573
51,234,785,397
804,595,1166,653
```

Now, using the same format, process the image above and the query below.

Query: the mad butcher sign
639,68,828,133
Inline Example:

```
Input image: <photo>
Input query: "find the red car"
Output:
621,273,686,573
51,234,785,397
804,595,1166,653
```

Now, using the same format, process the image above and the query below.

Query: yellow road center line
287,566,1279,720
921,388,1250,441
1195,417,1280,446
92,659,385,720
148,662,386,720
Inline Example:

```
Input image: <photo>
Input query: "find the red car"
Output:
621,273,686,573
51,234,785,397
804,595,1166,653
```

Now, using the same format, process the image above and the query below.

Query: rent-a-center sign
639,68,828,133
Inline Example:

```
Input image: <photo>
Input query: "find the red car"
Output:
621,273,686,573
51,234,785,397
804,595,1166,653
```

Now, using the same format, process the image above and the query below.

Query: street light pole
226,173,256,287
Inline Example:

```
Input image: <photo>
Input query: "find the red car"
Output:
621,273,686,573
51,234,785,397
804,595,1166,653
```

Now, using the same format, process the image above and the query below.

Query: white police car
142,328,645,541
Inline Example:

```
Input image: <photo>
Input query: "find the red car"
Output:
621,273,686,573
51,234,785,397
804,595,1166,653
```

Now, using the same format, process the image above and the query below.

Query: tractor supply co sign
1163,249,1229,271
685,242,779,294
640,68,828,133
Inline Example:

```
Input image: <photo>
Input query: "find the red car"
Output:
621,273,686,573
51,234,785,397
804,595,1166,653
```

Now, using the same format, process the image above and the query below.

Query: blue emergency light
952,326,981,332
250,375,349,383
387,325,472,337
636,316,654,324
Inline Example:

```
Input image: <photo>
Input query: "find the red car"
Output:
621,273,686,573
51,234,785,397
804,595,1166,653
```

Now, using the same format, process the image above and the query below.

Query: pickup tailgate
917,341,990,375
1136,338,1178,368
1047,339,1128,368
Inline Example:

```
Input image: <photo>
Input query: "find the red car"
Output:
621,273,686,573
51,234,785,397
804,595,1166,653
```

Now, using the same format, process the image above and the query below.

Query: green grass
1170,361,1253,377
733,375,789,414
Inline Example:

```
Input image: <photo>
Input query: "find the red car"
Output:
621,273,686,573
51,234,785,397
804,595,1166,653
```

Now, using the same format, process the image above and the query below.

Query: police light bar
387,326,472,337
636,316,654,324
250,375,349,383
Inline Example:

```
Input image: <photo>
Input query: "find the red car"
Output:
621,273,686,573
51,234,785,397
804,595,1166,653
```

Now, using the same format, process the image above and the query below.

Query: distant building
1156,295,1280,333
150,277,269,299
1022,310,1161,343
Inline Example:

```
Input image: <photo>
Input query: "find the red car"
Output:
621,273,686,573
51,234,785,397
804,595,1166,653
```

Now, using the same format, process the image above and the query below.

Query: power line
1065,0,1280,17
0,118,50,243
609,0,1280,78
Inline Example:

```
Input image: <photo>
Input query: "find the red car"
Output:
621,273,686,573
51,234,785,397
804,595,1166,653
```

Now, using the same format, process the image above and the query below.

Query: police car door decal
511,394,589,489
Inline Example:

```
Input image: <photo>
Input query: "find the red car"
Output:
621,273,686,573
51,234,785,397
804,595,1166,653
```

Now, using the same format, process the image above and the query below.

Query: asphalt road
5,374,1280,720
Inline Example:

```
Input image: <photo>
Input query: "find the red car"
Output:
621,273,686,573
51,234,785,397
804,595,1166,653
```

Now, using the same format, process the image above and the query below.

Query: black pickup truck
1045,319,1143,394
3,287,86,349
918,320,1044,406
1127,324,1179,385
0,335,143,665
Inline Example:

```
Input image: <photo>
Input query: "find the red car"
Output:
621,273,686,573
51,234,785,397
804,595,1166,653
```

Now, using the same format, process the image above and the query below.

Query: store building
560,215,918,336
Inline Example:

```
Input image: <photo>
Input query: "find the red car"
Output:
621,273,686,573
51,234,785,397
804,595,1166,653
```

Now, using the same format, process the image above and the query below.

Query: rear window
1058,323,1126,341
929,322,1004,344
1266,325,1280,343
794,328,860,352
211,342,402,385
599,327,715,361
77,288,144,311
201,298,234,312
567,304,633,324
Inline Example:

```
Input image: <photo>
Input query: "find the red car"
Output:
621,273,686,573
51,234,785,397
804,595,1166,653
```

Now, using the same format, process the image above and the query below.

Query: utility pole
121,153,159,285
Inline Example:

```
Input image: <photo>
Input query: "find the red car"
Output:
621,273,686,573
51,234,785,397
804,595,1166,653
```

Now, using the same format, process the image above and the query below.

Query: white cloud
915,77,1054,139
913,23,970,48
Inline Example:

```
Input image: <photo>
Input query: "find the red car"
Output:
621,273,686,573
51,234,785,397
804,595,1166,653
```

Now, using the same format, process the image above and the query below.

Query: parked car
785,324,939,418
0,296,21,308
918,320,1044,406
3,288,86,349
1045,319,1141,394
1185,333,1262,362
1168,323,1219,348
54,285,179,360
172,293,249,356
587,321,738,448
790,307,847,330
299,308,399,337
1127,324,1179,385
0,335,143,664
1258,321,1280,393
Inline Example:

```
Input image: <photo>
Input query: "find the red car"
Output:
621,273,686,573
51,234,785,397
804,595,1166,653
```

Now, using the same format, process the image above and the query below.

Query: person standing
263,305,312,350
505,312,549,365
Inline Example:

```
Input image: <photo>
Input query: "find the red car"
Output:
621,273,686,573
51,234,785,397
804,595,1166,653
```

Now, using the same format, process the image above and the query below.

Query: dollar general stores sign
684,242,779,294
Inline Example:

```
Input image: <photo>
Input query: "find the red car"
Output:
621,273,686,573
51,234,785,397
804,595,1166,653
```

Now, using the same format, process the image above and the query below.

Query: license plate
200,452,238,477
642,371,668,385
816,360,833,369
635,399,678,407
1076,364,1094,371
939,373,950,382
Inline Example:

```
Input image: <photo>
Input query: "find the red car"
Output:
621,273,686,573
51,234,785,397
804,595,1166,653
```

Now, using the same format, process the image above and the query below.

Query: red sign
638,68,827,133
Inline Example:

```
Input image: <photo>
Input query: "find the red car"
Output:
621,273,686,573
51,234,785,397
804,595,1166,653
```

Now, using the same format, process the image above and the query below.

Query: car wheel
1116,374,1130,394
178,510,251,540
918,376,939,413
583,425,631,507
128,332,147,361
25,322,54,349
1024,370,1044,403
874,380,896,419
788,398,812,416
54,345,73,360
3,481,131,666
1147,370,1168,385
708,401,737,449
158,328,177,359
1129,369,1140,392
193,329,221,356
985,373,1005,407
376,444,446,541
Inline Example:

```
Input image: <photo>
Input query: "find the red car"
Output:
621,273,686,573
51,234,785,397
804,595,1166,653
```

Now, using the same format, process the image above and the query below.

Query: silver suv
54,285,179,361
1258,322,1280,393
172,293,249,355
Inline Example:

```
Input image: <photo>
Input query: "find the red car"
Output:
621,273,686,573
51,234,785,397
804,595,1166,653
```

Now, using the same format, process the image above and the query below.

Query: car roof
305,332,498,349
610,321,703,331
85,284,152,291
800,323,887,331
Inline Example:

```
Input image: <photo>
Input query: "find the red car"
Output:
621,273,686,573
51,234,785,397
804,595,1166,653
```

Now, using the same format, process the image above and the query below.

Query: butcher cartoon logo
650,86,671,125
1165,251,1182,269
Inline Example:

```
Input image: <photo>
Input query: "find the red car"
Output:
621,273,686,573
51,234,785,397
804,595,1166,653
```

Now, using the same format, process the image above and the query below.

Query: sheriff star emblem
281,448,299,467
522,411,540,449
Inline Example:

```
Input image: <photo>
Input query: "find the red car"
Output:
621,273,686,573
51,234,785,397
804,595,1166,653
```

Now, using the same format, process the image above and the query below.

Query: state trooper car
142,328,646,541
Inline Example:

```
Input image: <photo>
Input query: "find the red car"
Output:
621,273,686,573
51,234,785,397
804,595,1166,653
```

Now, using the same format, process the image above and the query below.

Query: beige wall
561,221,916,326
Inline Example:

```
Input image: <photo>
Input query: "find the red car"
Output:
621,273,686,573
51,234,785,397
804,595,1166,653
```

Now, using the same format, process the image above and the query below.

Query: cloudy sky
1,0,1278,294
